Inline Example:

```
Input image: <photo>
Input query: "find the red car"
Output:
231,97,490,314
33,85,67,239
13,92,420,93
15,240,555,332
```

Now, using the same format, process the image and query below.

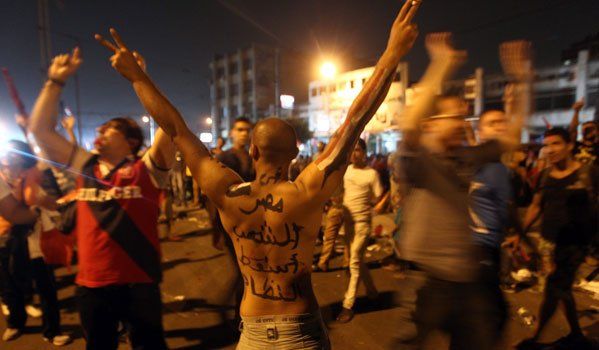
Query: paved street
1,209,597,349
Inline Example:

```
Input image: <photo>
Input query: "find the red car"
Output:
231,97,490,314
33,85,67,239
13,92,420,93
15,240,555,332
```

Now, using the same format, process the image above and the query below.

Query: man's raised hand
500,40,533,82
425,32,467,67
572,99,584,112
48,47,82,84
95,28,146,82
61,115,76,131
386,0,421,59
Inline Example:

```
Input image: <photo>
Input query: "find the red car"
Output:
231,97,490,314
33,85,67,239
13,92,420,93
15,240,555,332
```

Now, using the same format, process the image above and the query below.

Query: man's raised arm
568,100,584,143
95,29,241,208
498,40,534,152
29,48,83,165
296,0,420,201
401,33,466,150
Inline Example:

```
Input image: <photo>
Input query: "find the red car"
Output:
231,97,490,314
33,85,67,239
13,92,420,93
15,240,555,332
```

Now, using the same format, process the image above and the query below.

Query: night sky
0,0,597,143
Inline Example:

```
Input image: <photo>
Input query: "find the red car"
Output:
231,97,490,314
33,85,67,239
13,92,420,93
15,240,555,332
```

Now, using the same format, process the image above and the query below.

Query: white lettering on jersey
75,186,143,202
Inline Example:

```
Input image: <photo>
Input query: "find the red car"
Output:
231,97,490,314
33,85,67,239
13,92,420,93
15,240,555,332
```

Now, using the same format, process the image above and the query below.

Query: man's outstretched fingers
95,34,118,52
404,0,421,23
109,28,128,50
397,0,413,23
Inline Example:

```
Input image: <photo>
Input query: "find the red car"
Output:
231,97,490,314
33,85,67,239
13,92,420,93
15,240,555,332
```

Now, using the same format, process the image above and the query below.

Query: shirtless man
95,1,420,347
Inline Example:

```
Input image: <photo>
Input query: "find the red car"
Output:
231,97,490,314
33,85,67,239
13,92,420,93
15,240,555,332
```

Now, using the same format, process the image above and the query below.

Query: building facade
446,49,598,140
307,63,408,153
209,44,309,138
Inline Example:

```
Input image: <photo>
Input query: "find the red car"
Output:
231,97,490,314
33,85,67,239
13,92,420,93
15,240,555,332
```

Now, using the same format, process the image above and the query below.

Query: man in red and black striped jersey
94,0,420,346
29,48,175,350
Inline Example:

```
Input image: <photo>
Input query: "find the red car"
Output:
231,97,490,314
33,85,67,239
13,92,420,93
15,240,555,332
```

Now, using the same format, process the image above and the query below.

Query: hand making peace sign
95,28,147,82
386,0,422,58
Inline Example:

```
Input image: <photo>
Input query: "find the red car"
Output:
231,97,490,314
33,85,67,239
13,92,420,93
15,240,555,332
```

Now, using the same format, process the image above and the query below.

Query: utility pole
37,1,84,143
37,0,52,79
274,48,281,117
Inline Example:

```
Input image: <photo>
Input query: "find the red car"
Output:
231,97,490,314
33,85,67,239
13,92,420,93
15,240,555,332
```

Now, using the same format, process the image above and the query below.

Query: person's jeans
30,257,61,339
414,275,506,350
76,283,167,350
237,312,330,350
342,213,377,310
0,231,32,331
317,206,347,268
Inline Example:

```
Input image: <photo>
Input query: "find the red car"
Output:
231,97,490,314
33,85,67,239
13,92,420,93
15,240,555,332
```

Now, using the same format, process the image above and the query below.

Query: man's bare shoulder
220,180,316,214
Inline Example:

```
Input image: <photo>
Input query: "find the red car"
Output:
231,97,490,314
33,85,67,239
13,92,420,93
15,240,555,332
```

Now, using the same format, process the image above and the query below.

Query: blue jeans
237,312,330,350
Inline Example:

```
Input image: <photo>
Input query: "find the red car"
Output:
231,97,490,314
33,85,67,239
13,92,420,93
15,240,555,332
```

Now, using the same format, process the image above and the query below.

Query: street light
205,117,213,126
320,62,337,80
141,115,154,145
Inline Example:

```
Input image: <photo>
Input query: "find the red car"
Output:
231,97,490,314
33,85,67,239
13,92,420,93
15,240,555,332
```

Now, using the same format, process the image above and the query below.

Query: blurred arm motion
401,33,467,149
498,40,534,151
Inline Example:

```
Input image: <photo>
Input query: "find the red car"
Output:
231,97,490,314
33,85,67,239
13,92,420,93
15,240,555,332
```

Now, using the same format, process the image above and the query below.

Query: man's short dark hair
356,138,367,151
232,116,252,129
8,140,37,169
101,117,144,155
544,127,571,143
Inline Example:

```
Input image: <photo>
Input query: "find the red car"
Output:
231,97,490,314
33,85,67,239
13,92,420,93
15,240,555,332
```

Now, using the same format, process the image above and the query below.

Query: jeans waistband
241,312,322,324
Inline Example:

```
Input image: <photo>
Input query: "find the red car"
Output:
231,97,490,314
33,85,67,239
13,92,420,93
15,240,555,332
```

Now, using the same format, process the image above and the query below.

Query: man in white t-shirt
337,138,384,323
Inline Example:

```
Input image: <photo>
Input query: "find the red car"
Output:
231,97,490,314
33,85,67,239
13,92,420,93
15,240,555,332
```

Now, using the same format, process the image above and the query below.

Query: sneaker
43,334,73,346
25,304,42,318
336,307,354,323
1,303,8,316
2,328,22,341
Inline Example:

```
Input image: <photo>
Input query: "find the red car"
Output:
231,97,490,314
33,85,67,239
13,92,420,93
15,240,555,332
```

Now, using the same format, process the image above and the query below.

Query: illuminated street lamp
205,117,213,125
141,115,155,145
320,62,336,80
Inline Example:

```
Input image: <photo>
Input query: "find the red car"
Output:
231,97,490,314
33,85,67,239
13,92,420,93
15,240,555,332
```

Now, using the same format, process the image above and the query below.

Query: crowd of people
0,1,596,349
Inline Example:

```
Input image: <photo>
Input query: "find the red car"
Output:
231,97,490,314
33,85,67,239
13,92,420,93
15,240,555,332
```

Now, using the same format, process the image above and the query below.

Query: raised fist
572,100,584,112
61,115,76,131
425,32,467,68
500,40,533,82
95,28,146,82
48,47,82,83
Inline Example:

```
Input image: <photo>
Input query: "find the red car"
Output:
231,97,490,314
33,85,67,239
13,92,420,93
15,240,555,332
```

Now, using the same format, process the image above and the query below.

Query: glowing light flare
0,123,9,157
200,132,213,143
316,115,330,132
320,62,337,80
141,116,150,123
280,95,295,109
205,117,213,125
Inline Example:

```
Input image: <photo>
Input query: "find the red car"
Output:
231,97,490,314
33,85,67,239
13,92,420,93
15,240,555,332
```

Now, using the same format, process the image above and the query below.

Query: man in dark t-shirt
518,128,598,349
216,117,254,182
